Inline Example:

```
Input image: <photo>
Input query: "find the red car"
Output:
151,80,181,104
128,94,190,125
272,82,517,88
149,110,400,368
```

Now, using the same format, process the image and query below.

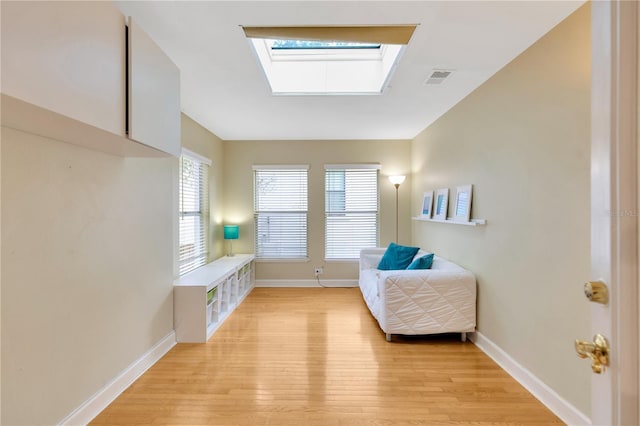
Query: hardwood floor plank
91,288,563,425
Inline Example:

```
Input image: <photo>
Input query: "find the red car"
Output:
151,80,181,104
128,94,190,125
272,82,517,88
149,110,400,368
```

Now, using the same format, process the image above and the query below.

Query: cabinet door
1,1,125,136
128,18,181,157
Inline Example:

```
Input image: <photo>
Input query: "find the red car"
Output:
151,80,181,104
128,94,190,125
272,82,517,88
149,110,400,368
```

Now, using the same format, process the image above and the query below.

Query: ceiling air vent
424,70,453,85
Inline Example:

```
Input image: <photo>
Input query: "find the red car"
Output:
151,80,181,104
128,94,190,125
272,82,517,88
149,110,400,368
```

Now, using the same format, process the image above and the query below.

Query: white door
589,1,638,425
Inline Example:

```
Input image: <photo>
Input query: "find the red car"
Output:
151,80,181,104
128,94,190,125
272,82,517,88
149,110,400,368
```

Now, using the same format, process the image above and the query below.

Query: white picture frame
421,191,433,218
453,184,473,222
433,188,449,220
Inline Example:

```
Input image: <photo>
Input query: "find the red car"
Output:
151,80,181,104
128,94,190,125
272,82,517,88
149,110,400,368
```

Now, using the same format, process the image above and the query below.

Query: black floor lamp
389,175,406,243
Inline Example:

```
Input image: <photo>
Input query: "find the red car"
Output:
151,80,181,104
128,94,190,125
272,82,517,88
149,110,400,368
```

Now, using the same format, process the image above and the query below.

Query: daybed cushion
407,253,434,270
377,243,420,270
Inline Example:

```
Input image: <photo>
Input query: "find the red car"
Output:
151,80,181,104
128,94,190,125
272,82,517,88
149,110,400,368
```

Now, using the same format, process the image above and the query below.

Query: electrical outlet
314,267,323,276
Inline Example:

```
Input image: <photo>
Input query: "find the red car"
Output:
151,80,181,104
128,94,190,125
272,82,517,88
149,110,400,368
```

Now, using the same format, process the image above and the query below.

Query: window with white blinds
254,166,308,259
179,151,211,275
325,165,380,259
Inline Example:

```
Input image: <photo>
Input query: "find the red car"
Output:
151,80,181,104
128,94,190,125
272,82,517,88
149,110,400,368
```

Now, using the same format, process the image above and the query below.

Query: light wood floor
91,288,563,425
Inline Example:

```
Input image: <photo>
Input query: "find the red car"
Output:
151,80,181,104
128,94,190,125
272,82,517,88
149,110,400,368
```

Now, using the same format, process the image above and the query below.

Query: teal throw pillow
377,243,420,270
406,253,434,270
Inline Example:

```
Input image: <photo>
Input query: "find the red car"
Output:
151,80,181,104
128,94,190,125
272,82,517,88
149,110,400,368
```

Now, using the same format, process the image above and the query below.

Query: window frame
253,165,309,261
324,164,380,261
178,149,211,275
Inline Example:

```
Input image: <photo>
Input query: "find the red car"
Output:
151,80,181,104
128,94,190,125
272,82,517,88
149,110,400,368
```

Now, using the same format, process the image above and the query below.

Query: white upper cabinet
1,1,126,136
128,17,181,157
1,2,181,157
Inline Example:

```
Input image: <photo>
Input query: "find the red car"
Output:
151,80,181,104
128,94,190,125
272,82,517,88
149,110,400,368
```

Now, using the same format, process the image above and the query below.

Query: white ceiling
114,1,584,141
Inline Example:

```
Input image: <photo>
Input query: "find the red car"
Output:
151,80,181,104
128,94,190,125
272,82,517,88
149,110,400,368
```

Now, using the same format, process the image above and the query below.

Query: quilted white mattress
359,249,476,337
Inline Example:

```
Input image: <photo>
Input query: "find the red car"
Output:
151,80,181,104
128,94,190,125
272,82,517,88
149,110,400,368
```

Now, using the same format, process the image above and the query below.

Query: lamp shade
223,225,239,240
389,175,406,185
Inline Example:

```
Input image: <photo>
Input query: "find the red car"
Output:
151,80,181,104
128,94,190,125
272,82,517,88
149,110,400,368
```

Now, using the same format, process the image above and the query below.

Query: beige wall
1,128,176,425
0,111,227,425
223,139,412,280
181,114,226,261
411,4,591,414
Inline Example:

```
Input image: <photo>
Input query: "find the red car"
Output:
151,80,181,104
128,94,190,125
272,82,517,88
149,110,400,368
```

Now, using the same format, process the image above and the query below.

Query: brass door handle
575,334,610,373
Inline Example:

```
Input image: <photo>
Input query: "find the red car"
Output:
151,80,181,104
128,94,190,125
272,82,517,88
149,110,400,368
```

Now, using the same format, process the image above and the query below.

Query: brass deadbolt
584,280,609,304
575,334,610,374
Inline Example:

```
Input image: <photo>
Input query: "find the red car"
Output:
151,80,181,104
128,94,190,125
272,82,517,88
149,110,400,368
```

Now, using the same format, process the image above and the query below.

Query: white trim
181,148,211,166
252,164,309,170
256,257,310,263
468,332,590,426
256,279,358,288
58,332,176,426
324,163,381,170
590,1,639,425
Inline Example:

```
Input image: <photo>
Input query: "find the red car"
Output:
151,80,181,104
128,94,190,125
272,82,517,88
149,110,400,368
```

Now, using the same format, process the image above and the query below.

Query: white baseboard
469,331,590,426
58,331,177,426
256,279,358,288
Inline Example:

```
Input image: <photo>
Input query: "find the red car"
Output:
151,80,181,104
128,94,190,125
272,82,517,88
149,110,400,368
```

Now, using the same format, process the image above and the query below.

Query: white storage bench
174,254,255,343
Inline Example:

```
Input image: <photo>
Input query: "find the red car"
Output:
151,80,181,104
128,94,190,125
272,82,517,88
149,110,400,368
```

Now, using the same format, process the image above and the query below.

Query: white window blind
254,166,308,259
325,165,379,259
179,151,210,275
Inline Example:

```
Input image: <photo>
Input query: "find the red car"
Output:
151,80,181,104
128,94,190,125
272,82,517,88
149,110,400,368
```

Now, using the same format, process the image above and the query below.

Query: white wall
1,127,176,425
411,3,591,416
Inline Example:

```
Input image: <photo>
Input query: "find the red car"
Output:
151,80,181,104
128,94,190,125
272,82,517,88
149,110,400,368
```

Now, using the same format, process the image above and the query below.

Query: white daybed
359,248,477,342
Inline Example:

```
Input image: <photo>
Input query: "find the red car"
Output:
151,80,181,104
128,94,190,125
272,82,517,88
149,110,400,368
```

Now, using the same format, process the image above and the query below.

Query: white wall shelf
412,216,486,226
174,254,255,343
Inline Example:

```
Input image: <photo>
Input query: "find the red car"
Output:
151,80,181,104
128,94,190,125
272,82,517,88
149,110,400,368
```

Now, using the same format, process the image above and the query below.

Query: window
325,165,380,259
270,40,381,50
254,166,308,259
179,150,211,275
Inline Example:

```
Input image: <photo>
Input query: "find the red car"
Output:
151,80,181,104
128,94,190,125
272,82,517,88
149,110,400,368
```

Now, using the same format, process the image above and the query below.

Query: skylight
249,38,404,95
242,26,416,96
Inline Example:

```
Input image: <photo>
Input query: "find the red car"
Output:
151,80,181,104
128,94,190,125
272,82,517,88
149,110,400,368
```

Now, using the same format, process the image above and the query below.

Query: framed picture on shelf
433,188,449,220
421,191,433,218
453,184,473,222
